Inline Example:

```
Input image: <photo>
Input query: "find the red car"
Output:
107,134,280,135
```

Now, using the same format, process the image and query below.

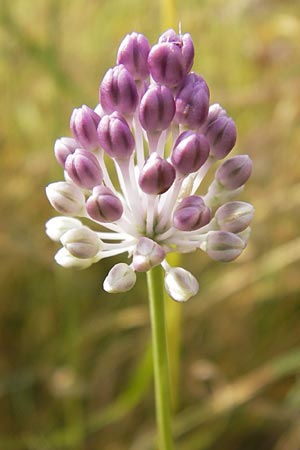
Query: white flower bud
164,267,199,302
45,216,82,242
132,237,165,272
54,247,96,270
203,230,246,262
45,182,86,216
60,226,102,259
103,263,136,293
215,201,254,233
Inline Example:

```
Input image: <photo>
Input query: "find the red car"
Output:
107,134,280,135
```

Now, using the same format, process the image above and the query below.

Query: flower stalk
147,265,174,450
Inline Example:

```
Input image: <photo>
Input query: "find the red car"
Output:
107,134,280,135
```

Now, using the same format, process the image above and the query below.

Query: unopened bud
97,112,134,160
204,230,246,262
54,137,78,167
99,64,138,115
132,237,165,272
205,106,237,159
138,153,176,195
46,216,82,242
159,29,194,72
117,32,151,80
215,155,252,190
70,105,100,151
103,263,136,293
65,149,103,190
164,267,199,302
215,201,254,233
148,43,185,88
173,195,211,231
86,186,123,222
46,182,85,216
139,84,175,132
174,73,209,129
55,247,96,270
60,226,102,259
171,131,210,175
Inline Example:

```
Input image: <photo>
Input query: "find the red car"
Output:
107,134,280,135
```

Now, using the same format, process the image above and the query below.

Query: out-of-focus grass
1,0,300,449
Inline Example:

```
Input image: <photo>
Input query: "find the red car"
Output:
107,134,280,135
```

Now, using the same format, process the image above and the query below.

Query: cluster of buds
46,29,253,302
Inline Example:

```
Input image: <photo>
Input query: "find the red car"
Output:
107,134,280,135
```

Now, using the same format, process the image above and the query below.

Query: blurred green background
1,0,300,449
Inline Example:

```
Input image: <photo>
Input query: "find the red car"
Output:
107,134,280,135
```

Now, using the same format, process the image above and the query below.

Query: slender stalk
166,297,182,411
147,266,175,450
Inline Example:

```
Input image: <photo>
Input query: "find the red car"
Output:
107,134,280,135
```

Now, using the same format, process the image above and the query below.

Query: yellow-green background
1,0,300,449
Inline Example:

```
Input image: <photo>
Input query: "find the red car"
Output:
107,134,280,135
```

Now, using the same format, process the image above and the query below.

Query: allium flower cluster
46,29,253,302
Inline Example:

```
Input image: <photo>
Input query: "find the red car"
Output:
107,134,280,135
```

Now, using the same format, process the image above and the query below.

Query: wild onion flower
46,29,253,302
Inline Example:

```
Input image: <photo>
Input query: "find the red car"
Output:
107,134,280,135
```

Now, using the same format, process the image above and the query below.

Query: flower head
46,29,254,302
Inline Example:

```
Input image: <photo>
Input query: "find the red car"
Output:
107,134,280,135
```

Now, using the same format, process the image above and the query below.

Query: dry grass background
0,0,300,449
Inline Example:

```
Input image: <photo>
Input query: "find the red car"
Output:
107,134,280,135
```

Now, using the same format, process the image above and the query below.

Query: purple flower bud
70,105,100,151
171,131,210,175
139,84,175,132
186,72,210,95
173,195,211,231
159,29,194,73
148,43,186,88
215,201,254,233
60,226,102,259
117,32,151,80
205,230,246,262
103,263,136,293
205,106,237,159
180,33,194,73
174,73,209,129
97,112,135,160
99,64,138,115
164,266,199,302
132,237,166,272
86,186,123,223
65,149,103,190
54,137,78,167
46,182,85,216
158,29,178,41
138,153,176,195
215,155,252,190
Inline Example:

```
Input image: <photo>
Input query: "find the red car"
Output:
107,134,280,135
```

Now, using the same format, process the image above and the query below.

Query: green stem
147,266,175,450
165,252,182,411
166,296,182,411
